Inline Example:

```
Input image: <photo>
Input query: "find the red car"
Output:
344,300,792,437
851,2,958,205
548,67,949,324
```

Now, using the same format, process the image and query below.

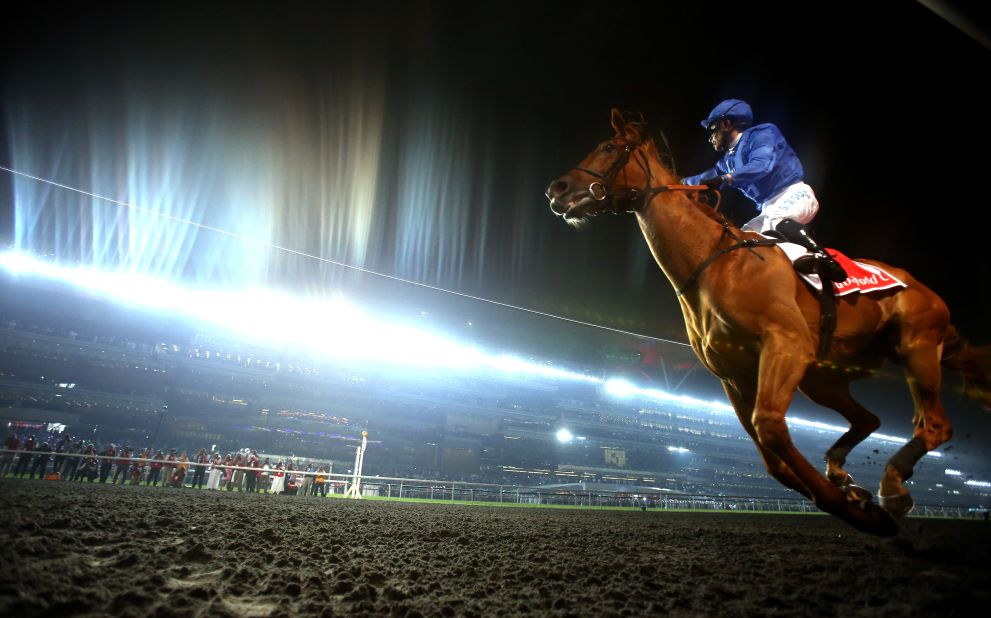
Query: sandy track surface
1,482,988,617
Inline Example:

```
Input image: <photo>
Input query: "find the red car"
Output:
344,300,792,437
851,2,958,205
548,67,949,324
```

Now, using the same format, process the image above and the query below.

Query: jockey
682,99,847,282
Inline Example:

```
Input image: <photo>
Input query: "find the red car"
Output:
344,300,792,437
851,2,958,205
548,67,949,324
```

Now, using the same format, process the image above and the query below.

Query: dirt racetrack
1,481,989,617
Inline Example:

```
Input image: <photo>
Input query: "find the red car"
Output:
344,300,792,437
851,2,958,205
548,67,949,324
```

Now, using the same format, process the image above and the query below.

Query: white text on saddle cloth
768,239,907,296
828,251,906,296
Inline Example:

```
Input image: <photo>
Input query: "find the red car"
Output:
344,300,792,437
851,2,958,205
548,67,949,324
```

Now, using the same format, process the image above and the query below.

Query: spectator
98,444,116,483
70,444,88,481
130,449,148,485
245,451,260,493
113,447,132,484
300,462,314,497
62,439,83,480
313,467,327,497
270,462,285,495
285,461,297,495
0,433,19,479
78,446,99,482
191,448,209,489
29,441,52,479
229,452,245,491
207,452,223,490
260,458,271,493
162,449,177,487
169,453,189,487
52,435,71,474
220,454,234,489
147,450,165,486
14,435,36,478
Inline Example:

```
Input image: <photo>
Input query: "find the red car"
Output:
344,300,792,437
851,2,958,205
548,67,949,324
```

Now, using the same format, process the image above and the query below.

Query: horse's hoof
879,493,915,518
840,500,899,537
843,484,873,510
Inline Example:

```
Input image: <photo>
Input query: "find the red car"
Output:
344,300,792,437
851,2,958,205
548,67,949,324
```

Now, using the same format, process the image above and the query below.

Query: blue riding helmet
701,99,753,129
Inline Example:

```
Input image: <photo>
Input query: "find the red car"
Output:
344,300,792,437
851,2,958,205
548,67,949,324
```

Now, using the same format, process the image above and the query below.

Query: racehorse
546,109,991,536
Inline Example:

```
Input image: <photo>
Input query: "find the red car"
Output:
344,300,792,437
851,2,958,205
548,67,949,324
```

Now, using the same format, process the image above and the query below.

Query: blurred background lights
0,249,958,460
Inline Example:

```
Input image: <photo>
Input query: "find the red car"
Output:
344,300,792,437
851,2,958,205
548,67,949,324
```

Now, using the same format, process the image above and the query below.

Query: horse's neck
635,154,727,295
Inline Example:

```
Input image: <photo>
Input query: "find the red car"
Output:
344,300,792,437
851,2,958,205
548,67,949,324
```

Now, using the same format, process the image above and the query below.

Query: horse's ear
622,121,643,144
610,108,625,135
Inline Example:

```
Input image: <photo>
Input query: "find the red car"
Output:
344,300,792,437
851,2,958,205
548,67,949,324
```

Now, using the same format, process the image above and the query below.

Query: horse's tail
941,325,991,409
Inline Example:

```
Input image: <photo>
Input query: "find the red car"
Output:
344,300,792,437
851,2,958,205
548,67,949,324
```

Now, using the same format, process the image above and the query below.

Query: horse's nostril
547,179,569,198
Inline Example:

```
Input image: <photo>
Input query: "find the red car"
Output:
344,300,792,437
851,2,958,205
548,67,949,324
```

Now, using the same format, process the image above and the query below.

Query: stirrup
793,253,818,275
818,253,848,283
794,252,847,282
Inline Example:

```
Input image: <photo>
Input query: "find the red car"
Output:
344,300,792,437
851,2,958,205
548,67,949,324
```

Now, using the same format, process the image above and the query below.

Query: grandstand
1,257,989,509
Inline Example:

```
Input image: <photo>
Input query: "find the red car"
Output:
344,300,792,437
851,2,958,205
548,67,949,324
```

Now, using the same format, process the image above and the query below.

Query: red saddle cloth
827,250,906,297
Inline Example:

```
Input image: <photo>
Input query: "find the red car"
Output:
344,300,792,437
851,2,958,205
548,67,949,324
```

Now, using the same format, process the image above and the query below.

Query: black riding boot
774,219,848,283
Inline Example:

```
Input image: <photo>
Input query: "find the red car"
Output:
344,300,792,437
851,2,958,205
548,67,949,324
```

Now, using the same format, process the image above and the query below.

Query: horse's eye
602,144,615,153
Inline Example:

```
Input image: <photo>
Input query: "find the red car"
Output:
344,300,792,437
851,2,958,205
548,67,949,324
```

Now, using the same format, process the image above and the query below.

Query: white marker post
344,431,368,499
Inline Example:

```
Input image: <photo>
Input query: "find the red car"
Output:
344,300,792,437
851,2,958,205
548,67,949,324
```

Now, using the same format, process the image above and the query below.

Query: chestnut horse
546,110,991,536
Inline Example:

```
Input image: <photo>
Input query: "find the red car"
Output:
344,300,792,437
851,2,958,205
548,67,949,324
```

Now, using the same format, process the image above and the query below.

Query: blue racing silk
682,123,804,211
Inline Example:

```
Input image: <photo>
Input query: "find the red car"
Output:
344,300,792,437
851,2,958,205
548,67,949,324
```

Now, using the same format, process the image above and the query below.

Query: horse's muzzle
545,178,569,215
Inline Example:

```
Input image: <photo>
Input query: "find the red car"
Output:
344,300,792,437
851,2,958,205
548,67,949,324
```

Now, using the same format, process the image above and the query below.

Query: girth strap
816,276,837,362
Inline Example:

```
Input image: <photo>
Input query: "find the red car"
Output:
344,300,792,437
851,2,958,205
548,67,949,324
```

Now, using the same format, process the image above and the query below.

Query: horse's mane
617,111,735,229
689,194,734,227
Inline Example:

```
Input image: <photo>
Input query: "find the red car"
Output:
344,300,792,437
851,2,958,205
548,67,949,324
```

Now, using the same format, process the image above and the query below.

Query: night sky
1,2,990,437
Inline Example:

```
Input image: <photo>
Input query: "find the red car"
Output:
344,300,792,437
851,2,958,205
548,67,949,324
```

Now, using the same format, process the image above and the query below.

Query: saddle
767,233,908,361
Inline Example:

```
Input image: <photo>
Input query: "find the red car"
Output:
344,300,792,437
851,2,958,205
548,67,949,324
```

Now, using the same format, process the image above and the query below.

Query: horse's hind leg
879,337,952,517
799,377,880,505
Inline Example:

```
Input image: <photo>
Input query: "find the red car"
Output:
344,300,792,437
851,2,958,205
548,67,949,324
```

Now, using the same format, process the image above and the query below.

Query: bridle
571,143,639,206
569,138,710,214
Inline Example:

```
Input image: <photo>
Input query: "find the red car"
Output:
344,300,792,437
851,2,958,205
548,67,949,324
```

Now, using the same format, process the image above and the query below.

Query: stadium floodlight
945,469,963,476
487,354,600,383
604,378,636,397
489,354,535,374
965,479,991,488
667,446,690,453
556,428,574,443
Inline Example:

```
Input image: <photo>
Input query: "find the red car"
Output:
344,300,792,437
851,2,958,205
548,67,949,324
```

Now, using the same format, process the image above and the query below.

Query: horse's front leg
753,329,898,536
722,381,812,499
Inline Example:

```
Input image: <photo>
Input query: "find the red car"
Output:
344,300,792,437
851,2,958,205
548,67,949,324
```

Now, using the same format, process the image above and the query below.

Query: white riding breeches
741,182,819,233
